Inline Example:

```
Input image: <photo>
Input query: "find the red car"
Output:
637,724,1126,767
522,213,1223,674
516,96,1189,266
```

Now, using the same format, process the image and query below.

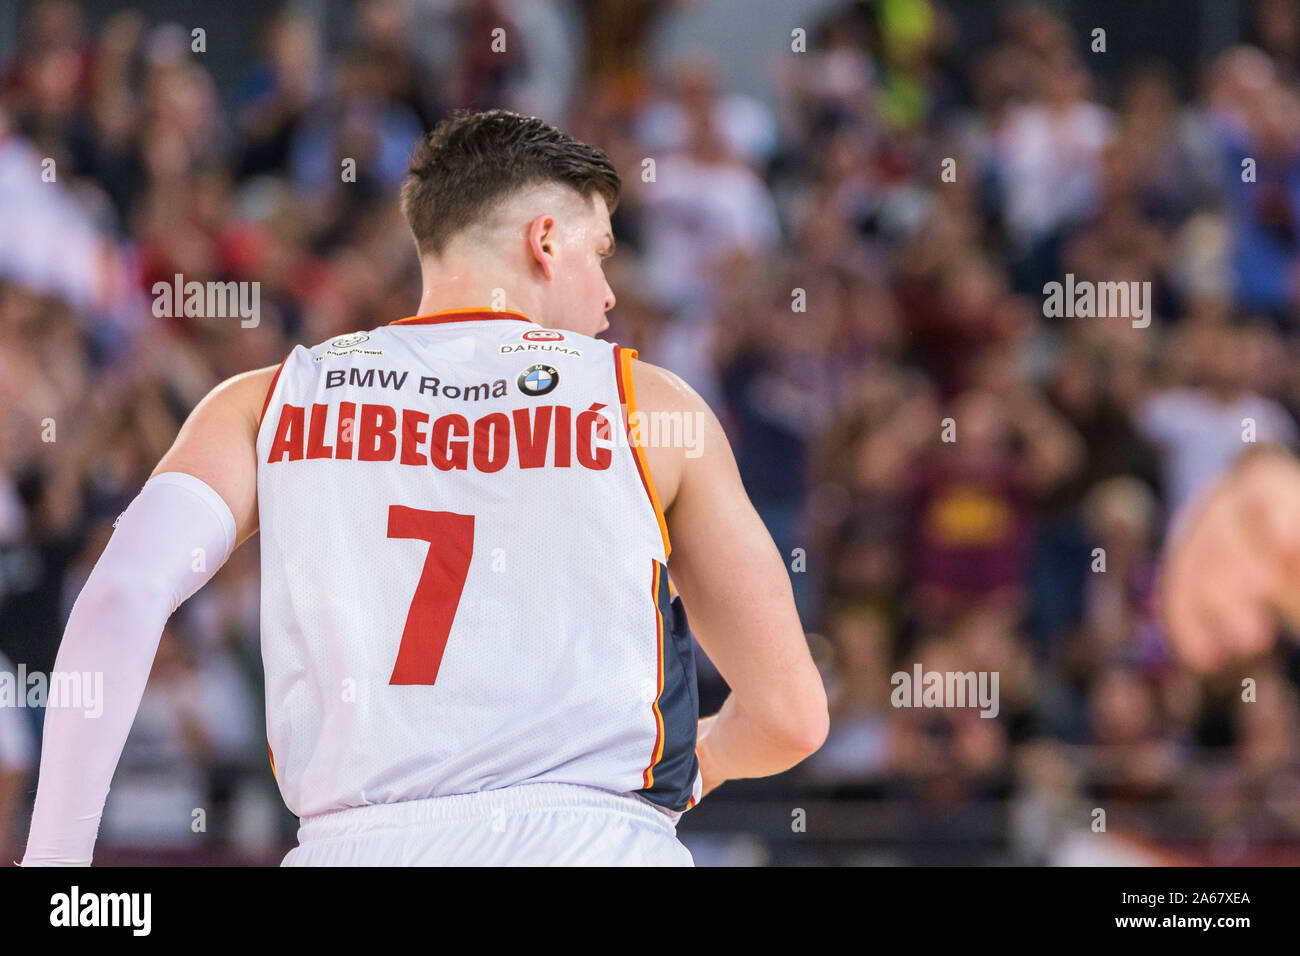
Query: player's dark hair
401,109,621,257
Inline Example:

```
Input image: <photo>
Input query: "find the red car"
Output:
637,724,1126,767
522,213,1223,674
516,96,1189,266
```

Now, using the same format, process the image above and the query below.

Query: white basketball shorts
280,781,696,866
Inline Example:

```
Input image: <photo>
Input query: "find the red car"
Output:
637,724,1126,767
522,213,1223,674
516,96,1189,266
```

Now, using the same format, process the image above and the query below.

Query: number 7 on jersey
387,505,474,685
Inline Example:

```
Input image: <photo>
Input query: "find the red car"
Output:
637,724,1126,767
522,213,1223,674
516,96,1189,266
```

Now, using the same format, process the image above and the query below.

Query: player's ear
526,213,557,281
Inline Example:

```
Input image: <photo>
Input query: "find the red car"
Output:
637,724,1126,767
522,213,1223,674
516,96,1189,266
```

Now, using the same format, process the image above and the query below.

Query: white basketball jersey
255,308,702,821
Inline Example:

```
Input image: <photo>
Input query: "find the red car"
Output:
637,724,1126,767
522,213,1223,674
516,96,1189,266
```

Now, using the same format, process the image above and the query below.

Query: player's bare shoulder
149,361,284,547
235,363,285,425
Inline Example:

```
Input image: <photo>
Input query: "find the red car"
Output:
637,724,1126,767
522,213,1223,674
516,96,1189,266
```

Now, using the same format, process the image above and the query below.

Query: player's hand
1160,445,1300,674
696,714,725,798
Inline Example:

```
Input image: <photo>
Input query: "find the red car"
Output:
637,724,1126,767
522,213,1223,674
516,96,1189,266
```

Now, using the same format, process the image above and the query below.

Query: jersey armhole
612,345,672,560
258,351,293,432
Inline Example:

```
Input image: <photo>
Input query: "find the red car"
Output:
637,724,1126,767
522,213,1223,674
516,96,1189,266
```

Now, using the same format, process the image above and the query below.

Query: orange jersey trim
267,742,276,780
613,345,672,559
388,307,535,327
686,744,700,808
642,560,667,789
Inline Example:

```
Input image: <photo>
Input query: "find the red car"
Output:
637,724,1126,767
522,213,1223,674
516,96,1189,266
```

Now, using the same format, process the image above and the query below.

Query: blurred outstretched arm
1160,443,1300,675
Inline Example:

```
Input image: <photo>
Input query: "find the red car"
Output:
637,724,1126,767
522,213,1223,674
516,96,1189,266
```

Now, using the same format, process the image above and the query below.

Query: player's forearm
22,577,174,865
696,692,826,793
21,472,236,866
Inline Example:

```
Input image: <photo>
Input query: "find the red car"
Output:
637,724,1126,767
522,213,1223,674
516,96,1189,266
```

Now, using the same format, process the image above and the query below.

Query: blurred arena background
3,0,1300,866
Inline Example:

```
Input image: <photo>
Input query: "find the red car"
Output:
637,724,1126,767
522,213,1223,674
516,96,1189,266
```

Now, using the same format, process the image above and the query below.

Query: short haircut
400,108,621,257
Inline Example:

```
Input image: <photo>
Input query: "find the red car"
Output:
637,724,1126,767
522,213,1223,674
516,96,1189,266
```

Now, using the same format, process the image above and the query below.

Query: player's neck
415,260,543,323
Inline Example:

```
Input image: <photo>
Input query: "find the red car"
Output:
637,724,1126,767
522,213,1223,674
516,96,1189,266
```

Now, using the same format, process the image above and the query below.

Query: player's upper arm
149,363,280,549
633,359,829,751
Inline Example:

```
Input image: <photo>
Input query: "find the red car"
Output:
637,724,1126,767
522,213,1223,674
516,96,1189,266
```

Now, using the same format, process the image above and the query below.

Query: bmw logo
332,332,370,347
523,329,565,341
517,364,559,396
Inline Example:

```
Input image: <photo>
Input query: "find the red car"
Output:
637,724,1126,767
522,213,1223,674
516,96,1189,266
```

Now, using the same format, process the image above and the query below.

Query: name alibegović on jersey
263,361,620,473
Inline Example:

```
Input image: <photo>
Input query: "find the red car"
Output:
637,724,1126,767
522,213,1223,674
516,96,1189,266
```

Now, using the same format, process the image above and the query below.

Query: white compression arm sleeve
21,471,237,865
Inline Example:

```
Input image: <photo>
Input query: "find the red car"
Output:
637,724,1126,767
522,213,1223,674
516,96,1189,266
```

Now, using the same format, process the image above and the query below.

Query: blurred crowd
3,0,1300,865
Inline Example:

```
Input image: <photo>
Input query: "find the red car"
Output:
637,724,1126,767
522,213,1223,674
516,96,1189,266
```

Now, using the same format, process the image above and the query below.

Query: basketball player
1161,442,1300,674
21,110,829,866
